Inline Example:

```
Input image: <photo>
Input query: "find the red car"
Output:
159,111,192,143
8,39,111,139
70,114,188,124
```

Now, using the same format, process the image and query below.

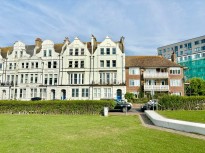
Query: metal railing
143,72,168,78
144,85,169,91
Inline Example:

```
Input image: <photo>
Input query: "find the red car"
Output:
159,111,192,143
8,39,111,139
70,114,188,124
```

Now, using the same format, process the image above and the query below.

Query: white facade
0,36,126,100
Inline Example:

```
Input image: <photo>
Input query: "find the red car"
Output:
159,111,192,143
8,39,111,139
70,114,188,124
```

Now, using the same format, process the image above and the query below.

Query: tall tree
186,78,205,96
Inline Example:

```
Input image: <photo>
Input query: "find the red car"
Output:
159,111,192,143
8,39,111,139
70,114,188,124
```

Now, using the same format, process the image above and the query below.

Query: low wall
145,110,205,135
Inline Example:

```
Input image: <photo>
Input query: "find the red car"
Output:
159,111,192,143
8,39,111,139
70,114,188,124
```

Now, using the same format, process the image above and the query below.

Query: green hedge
158,95,205,110
131,98,149,104
0,100,115,115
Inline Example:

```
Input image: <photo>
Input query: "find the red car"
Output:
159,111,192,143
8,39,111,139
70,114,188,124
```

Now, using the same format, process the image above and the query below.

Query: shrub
125,92,134,101
0,100,115,115
131,98,149,104
158,95,205,110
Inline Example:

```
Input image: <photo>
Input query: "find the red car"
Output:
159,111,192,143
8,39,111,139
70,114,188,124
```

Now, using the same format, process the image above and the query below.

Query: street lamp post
151,87,155,111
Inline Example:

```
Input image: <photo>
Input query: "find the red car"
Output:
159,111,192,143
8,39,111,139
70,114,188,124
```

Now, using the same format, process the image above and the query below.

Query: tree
186,78,205,96
125,92,134,101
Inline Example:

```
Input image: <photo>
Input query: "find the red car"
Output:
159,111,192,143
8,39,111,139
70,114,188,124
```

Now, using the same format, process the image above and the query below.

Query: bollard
104,107,108,117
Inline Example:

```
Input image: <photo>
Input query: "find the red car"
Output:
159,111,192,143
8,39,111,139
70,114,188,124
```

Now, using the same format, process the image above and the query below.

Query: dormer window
106,48,110,55
101,48,104,55
75,49,78,55
9,63,12,69
20,51,23,57
43,50,46,57
69,49,73,55
49,50,52,56
81,49,84,55
112,48,116,54
15,51,17,58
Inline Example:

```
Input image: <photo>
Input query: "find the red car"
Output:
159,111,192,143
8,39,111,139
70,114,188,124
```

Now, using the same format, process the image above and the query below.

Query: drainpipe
41,62,44,85
5,58,7,83
61,56,63,85
92,55,94,100
121,55,123,84
2,59,4,83
89,55,91,99
58,54,60,85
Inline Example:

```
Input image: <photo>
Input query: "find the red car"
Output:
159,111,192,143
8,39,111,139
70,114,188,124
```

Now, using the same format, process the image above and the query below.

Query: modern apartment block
157,35,205,80
0,36,126,100
125,56,184,97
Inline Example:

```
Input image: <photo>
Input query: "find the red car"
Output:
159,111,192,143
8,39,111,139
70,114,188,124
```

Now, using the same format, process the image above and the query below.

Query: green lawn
0,114,204,153
158,110,205,123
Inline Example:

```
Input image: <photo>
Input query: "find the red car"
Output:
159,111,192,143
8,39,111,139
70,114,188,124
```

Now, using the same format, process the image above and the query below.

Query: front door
116,89,122,100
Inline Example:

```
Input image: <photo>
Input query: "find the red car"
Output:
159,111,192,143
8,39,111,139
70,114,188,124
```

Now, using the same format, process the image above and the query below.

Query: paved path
109,106,205,140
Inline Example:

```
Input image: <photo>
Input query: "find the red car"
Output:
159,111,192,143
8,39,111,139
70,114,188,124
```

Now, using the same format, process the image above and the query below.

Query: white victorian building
0,36,126,100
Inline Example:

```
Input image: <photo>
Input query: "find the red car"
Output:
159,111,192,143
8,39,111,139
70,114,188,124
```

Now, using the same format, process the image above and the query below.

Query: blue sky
0,0,205,55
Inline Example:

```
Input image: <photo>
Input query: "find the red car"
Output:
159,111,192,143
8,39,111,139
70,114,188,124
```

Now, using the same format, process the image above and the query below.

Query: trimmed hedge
159,95,205,110
0,100,115,115
131,98,149,104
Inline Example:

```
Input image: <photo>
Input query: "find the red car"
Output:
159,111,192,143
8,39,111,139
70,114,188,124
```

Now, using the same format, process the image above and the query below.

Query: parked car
141,99,158,112
31,97,42,101
114,100,132,112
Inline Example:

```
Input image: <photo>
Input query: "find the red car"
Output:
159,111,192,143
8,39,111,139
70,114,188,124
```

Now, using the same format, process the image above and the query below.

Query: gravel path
109,106,205,140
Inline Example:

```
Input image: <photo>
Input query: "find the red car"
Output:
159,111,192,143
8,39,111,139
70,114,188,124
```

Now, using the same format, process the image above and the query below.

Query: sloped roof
0,46,13,58
54,43,64,53
26,45,35,56
125,56,182,68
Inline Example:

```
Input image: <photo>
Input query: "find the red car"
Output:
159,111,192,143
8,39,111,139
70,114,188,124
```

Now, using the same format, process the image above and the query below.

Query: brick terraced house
125,56,184,97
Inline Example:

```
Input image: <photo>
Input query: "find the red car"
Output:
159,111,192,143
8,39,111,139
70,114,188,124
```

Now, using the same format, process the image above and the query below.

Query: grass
157,110,205,123
0,114,204,153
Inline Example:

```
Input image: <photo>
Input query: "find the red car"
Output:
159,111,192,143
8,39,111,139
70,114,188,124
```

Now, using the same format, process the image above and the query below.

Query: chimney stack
64,37,70,44
171,51,177,63
35,38,42,47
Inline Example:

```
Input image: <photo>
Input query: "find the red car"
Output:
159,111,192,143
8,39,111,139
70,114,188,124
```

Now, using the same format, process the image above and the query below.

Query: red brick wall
168,67,184,96
125,68,141,93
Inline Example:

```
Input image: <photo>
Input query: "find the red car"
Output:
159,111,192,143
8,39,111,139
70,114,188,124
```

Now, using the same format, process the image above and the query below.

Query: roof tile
125,56,182,68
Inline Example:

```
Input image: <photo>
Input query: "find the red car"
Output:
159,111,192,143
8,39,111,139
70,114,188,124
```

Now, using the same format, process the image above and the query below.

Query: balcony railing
92,81,125,85
0,81,16,87
143,72,168,78
144,85,169,91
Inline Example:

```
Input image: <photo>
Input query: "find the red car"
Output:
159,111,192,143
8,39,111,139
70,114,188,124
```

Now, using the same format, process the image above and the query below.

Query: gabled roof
125,56,182,68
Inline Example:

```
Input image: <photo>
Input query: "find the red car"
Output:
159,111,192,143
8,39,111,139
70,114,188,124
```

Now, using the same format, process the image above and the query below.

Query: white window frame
129,79,140,86
94,88,101,98
170,79,182,86
170,67,181,75
72,88,79,97
129,67,140,75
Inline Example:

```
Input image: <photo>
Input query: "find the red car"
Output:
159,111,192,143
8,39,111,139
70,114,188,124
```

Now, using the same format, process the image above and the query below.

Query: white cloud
1,0,205,55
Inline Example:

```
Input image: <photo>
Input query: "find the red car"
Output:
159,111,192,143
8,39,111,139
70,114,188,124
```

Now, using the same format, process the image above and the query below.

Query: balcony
144,85,169,91
0,81,15,87
143,72,168,78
